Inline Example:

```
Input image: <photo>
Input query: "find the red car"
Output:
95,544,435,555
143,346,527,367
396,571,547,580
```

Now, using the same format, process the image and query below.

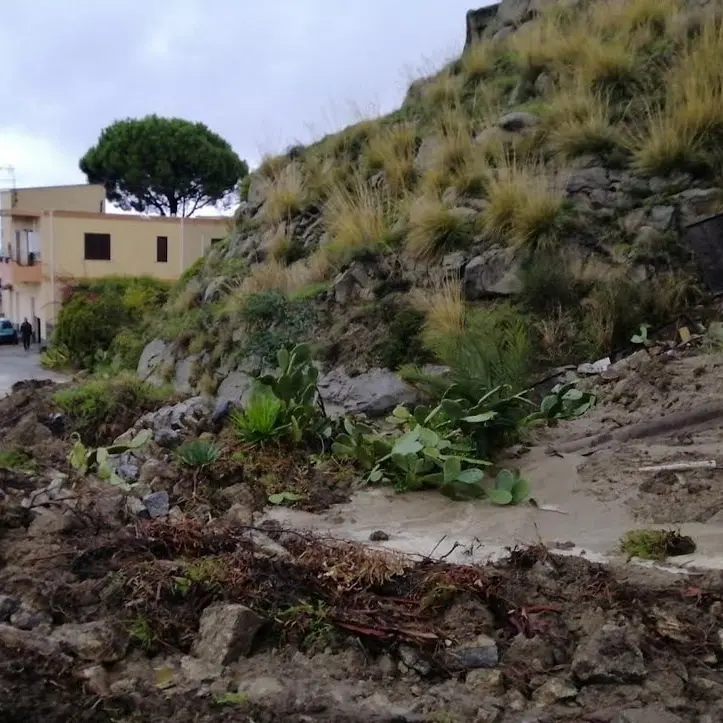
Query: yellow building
0,183,230,341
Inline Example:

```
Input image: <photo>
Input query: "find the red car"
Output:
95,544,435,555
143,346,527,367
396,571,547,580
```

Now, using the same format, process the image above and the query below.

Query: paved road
0,344,69,396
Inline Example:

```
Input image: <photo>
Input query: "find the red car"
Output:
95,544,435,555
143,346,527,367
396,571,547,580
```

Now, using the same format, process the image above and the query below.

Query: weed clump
620,528,696,560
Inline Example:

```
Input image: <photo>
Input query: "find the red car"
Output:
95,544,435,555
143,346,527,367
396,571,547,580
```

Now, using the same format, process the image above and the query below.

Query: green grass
0,448,35,471
620,528,696,560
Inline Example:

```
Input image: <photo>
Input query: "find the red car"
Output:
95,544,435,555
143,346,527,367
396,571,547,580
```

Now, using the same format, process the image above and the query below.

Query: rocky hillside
137,0,723,412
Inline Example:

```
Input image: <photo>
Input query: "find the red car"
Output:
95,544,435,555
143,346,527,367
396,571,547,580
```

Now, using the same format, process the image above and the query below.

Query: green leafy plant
177,440,221,468
68,428,152,490
333,404,490,500
39,344,71,370
268,491,307,505
230,385,285,442
533,382,597,421
229,344,332,447
630,322,651,345
488,469,531,505
0,448,35,471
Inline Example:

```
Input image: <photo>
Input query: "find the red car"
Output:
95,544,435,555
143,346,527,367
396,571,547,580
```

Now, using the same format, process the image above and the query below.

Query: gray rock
192,603,266,664
566,166,609,193
0,623,69,661
398,644,432,676
125,496,149,518
142,491,170,518
648,205,676,232
0,595,19,622
442,251,466,274
465,668,504,695
445,634,499,671
115,463,140,482
414,135,443,174
154,427,181,449
675,187,721,226
622,208,648,236
174,355,199,395
613,708,683,723
498,111,540,132
463,247,522,299
369,530,390,542
571,623,647,684
136,339,169,382
503,633,556,672
317,367,419,418
333,261,371,304
203,277,227,304
225,502,254,526
217,370,254,406
51,620,128,663
211,398,232,428
138,459,169,485
10,604,52,630
532,677,578,705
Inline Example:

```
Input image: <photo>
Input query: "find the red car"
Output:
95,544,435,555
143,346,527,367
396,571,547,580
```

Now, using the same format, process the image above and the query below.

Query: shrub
51,276,169,370
238,290,317,366
519,251,587,314
54,375,171,444
376,308,431,370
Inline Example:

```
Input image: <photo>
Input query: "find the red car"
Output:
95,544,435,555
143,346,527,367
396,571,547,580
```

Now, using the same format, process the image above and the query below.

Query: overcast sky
0,1,484,196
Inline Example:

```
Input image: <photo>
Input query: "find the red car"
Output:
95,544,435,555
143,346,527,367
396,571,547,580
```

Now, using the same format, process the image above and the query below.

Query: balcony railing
3,258,43,284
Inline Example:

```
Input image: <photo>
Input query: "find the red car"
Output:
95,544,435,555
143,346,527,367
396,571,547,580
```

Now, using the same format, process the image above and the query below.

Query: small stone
466,668,504,695
0,623,67,661
0,595,20,622
126,496,149,518
154,428,181,448
498,111,540,132
51,620,128,663
115,463,140,482
142,491,170,518
192,604,265,664
398,644,432,676
445,634,499,671
236,675,284,701
571,623,647,684
532,677,578,705
180,655,224,683
369,530,390,542
225,502,254,526
79,665,110,696
10,605,52,630
138,459,169,485
503,633,555,672
377,654,397,678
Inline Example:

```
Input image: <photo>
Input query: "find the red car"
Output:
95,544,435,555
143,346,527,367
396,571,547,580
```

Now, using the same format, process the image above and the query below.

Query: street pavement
0,344,68,396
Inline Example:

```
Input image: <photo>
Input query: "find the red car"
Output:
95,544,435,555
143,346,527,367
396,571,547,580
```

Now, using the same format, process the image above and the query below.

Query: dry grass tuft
257,154,290,179
545,79,624,158
634,18,723,174
264,162,308,221
364,123,418,194
481,156,566,252
459,40,497,81
322,175,395,264
411,279,466,351
404,194,477,261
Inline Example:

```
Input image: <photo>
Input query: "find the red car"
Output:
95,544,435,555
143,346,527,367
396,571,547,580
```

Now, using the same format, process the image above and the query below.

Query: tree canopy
79,115,248,216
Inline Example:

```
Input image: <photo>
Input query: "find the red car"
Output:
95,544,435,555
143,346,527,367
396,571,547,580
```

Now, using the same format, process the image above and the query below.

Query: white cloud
0,127,84,188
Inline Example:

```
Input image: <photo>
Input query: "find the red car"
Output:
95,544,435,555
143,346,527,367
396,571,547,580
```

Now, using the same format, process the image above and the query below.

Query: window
84,233,111,261
211,238,223,245
156,236,168,263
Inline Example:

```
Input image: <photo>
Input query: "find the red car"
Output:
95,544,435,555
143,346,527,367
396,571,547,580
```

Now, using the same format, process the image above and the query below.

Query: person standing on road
19,318,33,352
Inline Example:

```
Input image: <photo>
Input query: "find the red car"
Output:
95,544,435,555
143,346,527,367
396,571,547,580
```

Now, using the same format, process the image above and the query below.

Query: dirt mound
535,349,723,525
2,486,723,722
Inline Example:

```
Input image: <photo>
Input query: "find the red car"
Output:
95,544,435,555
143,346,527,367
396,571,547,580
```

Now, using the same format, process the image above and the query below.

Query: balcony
1,257,43,285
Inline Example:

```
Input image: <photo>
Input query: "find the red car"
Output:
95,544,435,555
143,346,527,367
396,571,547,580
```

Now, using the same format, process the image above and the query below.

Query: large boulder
318,367,419,418
136,338,173,386
463,247,523,299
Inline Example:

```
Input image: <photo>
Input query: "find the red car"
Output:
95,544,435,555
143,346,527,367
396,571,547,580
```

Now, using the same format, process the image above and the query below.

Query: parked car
0,319,18,345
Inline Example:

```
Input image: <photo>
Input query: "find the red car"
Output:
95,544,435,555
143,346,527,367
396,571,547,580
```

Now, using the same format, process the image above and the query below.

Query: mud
4,347,723,720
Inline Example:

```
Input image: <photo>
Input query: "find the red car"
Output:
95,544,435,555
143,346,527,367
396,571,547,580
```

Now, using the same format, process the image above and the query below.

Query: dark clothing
20,322,32,351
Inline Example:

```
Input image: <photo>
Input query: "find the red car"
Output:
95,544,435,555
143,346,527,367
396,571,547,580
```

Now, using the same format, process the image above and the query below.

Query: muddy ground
3,347,723,720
